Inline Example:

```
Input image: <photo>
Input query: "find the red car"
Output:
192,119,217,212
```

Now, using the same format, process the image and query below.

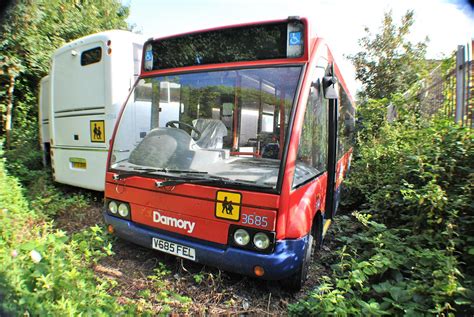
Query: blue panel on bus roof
289,32,302,46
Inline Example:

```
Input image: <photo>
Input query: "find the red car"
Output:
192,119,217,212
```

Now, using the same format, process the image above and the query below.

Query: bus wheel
281,234,313,292
314,212,324,251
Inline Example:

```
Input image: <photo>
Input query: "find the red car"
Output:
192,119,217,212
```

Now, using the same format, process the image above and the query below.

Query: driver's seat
128,128,195,169
191,119,227,149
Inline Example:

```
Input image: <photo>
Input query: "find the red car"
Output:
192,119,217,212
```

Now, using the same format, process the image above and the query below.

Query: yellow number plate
70,158,87,169
215,191,241,221
72,162,86,169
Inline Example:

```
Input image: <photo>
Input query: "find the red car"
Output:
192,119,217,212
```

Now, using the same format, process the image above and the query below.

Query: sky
123,0,474,95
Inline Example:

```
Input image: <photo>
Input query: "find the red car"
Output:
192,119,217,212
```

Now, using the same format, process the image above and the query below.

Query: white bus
39,75,51,167
44,30,144,191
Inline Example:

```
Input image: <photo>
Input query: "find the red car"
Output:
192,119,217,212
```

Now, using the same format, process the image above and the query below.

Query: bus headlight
253,232,270,250
233,229,250,246
118,203,129,218
108,201,118,214
229,225,275,253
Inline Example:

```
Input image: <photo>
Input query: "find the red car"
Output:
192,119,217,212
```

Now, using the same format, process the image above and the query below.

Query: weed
290,108,473,315
0,150,136,315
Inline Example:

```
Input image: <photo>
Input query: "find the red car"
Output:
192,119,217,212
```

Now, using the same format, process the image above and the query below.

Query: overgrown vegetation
290,117,473,315
290,10,473,316
0,0,129,151
0,151,142,315
0,2,143,314
1,2,472,315
135,263,192,314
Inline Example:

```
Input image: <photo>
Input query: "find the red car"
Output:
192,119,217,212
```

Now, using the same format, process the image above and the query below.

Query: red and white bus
103,17,355,290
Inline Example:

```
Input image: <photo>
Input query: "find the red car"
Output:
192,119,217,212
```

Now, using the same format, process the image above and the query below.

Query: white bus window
81,47,102,66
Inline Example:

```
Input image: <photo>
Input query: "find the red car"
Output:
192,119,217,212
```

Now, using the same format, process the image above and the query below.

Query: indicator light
254,266,265,277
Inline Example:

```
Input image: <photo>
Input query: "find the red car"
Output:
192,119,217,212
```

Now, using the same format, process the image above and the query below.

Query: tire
281,234,313,292
314,212,324,251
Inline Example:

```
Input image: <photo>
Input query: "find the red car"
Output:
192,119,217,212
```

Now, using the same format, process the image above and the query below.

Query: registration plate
152,237,196,261
72,162,86,169
70,157,87,169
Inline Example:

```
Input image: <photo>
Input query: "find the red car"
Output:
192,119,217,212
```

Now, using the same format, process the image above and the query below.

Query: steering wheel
165,120,202,140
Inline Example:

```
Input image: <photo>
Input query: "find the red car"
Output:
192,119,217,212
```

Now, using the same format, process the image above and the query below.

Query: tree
348,10,428,100
0,0,130,148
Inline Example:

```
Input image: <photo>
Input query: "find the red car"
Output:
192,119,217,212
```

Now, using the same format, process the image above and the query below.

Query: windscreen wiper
155,175,274,189
111,167,207,180
111,168,273,189
132,167,208,174
155,175,231,188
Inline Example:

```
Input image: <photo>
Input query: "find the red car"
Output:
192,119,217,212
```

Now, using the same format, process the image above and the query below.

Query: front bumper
103,213,307,280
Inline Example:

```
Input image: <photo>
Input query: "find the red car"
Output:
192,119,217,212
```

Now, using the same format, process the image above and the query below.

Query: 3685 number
241,214,268,228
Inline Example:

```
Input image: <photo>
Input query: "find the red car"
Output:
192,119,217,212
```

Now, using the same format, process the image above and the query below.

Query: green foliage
350,114,473,243
290,212,472,316
132,263,192,314
193,272,205,284
0,153,137,315
0,0,130,151
3,126,46,185
28,176,90,218
3,143,91,218
290,111,473,315
292,10,472,312
348,10,429,100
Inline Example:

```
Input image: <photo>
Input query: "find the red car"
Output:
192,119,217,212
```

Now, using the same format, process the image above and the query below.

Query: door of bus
323,64,339,222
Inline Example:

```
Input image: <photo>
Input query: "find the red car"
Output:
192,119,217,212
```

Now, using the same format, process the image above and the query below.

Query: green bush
28,175,90,218
5,134,92,218
0,154,136,315
3,124,44,185
350,115,473,262
289,213,471,316
290,104,473,315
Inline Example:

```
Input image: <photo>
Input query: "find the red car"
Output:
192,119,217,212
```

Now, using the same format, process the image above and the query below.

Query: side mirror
323,75,338,99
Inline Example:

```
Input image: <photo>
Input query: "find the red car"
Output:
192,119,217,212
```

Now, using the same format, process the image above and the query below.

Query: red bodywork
105,18,354,243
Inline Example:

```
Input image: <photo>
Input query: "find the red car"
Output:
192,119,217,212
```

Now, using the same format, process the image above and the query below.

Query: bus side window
337,88,355,159
293,77,328,187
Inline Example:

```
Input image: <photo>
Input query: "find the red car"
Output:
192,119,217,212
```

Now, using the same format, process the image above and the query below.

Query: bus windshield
110,66,302,190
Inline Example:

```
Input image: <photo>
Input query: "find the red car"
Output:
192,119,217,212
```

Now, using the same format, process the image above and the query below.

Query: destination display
144,21,305,71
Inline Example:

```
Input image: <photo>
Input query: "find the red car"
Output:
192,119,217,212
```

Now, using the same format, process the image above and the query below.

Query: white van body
39,75,51,166
49,30,144,191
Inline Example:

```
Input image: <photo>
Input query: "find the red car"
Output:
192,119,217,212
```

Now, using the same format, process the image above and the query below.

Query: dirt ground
55,195,337,316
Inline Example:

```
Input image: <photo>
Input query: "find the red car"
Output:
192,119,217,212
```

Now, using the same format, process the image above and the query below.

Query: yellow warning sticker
215,191,241,221
90,120,105,143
